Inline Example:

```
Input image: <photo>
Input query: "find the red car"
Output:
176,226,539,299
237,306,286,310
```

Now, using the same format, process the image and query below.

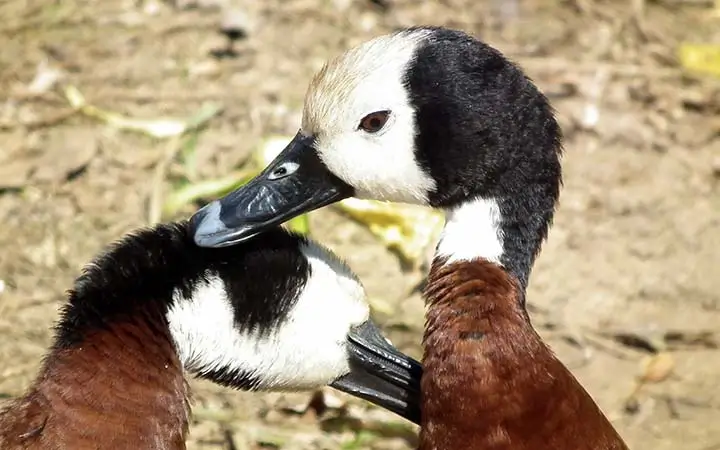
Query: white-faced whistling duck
191,26,630,450
0,222,421,449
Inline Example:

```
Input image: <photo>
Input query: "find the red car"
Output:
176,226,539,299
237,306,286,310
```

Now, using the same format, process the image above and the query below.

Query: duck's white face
301,30,436,205
166,240,369,390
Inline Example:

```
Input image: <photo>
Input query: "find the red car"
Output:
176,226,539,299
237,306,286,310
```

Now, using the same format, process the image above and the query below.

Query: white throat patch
301,29,436,205
435,197,505,266
166,241,369,391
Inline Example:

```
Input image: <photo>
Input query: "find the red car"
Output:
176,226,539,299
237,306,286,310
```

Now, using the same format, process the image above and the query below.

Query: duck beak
331,320,422,425
190,132,354,248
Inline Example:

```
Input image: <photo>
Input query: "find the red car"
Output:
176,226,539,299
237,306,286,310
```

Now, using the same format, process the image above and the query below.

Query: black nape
404,27,563,290
54,222,310,350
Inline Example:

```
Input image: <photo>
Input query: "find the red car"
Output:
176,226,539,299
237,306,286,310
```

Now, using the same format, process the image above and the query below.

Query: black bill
331,320,422,425
191,132,354,248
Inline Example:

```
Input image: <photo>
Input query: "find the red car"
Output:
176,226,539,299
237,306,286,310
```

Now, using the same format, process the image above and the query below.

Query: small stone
27,60,63,95
220,7,252,41
358,12,378,32
187,60,221,78
331,0,352,11
143,0,162,15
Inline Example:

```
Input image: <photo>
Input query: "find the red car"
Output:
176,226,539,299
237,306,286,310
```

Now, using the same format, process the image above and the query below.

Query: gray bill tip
190,201,229,247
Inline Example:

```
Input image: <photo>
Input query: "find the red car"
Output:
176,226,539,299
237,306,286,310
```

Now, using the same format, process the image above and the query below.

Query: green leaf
285,214,311,236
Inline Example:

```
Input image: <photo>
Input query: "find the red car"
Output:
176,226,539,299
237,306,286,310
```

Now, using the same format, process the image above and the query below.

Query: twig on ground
0,109,78,131
147,136,182,225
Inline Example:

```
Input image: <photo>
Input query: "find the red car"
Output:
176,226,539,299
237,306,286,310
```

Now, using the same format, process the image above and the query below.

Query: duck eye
358,111,390,133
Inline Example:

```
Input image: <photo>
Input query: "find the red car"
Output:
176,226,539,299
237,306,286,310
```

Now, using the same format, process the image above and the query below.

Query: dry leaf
63,85,222,139
335,198,444,267
27,60,63,95
639,352,674,384
678,43,720,79
367,296,397,316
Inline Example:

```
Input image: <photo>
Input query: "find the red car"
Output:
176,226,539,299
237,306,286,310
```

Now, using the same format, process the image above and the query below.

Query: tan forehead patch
302,29,430,134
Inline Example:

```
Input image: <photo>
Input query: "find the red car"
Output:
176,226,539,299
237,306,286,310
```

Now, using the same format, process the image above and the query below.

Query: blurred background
1,0,719,448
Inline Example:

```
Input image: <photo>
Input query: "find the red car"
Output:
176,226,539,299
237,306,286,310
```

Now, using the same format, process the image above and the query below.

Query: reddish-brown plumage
0,305,189,450
420,257,629,450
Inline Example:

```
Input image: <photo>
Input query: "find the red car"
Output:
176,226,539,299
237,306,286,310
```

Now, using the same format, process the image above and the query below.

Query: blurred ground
1,0,719,448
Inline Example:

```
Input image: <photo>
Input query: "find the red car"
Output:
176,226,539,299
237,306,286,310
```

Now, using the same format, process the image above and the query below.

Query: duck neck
419,258,536,450
435,186,556,293
15,303,189,448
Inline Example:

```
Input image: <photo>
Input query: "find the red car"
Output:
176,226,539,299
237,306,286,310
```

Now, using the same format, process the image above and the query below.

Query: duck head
191,26,563,288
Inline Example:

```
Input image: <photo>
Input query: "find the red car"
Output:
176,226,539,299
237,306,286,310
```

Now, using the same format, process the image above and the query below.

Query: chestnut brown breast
419,258,628,450
0,304,189,450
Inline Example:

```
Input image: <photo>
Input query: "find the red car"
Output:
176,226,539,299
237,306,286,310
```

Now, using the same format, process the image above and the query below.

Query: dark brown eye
358,111,390,133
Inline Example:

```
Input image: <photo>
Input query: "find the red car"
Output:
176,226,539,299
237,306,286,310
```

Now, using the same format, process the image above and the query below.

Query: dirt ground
1,0,719,448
